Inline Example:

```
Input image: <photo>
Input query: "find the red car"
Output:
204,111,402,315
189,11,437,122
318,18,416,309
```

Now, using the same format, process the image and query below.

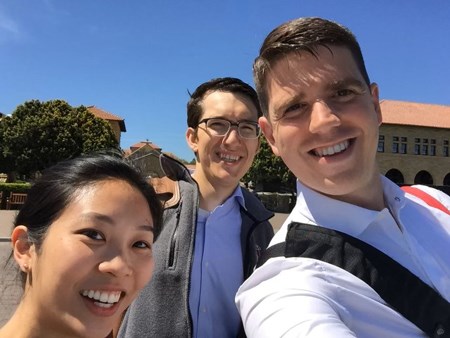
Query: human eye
207,119,229,134
133,241,152,250
331,83,365,102
280,102,308,120
79,229,104,241
239,122,258,136
335,89,355,99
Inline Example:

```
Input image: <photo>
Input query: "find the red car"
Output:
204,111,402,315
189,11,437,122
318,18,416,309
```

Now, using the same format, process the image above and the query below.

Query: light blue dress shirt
189,186,244,338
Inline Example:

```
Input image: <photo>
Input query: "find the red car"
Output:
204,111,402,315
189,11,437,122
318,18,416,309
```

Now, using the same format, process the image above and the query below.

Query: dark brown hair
254,17,371,116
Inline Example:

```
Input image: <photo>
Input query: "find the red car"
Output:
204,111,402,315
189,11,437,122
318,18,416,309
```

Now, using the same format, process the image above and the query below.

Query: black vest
258,222,450,338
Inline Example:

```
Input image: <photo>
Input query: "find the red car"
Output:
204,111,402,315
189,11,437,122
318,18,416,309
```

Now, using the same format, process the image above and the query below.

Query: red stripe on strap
401,186,450,215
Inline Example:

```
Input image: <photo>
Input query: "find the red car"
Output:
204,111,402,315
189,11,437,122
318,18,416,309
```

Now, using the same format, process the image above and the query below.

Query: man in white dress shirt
235,17,450,337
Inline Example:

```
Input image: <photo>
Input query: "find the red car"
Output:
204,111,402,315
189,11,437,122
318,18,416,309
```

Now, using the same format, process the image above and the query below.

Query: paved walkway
0,210,17,238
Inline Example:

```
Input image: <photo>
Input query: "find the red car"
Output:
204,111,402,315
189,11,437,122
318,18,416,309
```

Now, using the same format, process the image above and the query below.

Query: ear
370,83,382,126
259,116,280,156
186,127,199,154
11,226,34,272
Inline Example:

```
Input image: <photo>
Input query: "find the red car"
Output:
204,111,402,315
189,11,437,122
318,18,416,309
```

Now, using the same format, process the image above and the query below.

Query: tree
244,136,296,192
1,99,118,178
0,118,16,180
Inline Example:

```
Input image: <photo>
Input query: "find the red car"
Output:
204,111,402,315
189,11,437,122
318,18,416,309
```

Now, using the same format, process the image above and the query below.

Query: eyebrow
326,78,367,91
80,212,154,232
271,77,367,116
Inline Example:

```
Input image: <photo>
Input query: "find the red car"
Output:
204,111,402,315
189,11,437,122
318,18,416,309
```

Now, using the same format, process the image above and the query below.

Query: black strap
258,222,450,338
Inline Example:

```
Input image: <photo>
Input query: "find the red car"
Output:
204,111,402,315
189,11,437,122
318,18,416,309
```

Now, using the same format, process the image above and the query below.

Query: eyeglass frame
196,117,261,139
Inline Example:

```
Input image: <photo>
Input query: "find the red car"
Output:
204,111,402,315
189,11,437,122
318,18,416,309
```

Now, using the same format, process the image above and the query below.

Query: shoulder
404,185,450,210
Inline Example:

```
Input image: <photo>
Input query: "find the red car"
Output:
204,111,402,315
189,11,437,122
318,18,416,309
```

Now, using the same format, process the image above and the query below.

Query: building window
400,143,407,154
415,138,434,156
414,144,420,155
400,137,407,154
392,136,399,153
377,135,385,153
444,140,449,157
414,138,421,155
430,145,436,156
421,144,428,155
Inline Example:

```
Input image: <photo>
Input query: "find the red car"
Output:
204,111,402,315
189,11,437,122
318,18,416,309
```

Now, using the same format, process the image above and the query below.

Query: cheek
273,125,296,149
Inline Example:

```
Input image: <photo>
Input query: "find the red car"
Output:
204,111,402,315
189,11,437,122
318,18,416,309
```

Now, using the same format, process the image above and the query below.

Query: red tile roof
130,141,161,151
380,100,450,129
87,106,126,131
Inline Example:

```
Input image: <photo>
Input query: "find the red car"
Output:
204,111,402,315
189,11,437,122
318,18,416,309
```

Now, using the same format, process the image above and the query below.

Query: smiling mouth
80,289,123,308
218,152,241,163
312,139,351,157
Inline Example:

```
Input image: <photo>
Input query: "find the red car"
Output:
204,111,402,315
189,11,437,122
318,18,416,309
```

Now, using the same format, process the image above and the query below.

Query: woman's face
21,179,155,337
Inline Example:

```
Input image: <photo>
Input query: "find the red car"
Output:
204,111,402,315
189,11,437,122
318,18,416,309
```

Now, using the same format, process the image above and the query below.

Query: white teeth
314,140,349,157
220,153,240,162
100,292,109,302
81,290,122,304
96,302,114,308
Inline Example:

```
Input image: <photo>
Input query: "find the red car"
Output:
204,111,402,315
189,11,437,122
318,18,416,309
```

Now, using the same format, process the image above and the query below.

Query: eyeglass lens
206,118,259,138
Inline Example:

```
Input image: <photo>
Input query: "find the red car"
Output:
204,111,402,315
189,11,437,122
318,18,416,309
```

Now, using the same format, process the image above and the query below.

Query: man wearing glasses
119,77,274,338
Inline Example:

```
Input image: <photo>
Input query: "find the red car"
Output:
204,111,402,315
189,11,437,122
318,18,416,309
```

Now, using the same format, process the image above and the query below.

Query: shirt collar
294,178,393,237
233,185,246,210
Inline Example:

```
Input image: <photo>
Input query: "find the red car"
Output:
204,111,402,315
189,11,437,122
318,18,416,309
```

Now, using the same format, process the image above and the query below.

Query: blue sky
1,0,449,162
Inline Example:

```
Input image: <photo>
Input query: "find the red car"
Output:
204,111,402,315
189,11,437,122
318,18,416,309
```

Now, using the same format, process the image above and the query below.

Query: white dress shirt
236,176,450,338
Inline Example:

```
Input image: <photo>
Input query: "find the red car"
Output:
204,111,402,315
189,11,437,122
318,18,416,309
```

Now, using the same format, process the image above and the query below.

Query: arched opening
414,170,434,185
444,173,450,186
385,169,404,185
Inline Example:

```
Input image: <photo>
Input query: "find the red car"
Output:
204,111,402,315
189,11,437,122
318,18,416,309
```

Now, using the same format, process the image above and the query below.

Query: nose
309,99,341,134
222,126,241,144
98,251,133,277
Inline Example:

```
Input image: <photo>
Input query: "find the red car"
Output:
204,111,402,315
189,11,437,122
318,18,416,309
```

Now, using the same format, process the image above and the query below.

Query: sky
1,0,449,162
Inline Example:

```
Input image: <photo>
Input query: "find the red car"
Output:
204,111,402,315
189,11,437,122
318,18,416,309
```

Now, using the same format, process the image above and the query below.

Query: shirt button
202,307,207,313
435,323,445,336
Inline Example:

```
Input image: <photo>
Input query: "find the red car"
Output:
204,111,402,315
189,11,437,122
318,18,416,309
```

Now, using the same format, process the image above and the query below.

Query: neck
192,172,238,211
329,176,385,211
0,302,43,338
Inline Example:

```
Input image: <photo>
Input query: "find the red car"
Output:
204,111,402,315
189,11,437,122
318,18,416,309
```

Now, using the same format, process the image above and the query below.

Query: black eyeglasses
197,117,261,139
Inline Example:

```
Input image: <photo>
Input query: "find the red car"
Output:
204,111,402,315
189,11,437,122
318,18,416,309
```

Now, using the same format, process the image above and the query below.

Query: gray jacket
119,156,274,338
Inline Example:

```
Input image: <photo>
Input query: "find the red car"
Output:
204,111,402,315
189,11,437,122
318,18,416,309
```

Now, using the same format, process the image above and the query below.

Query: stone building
377,100,450,189
87,105,126,144
124,141,164,177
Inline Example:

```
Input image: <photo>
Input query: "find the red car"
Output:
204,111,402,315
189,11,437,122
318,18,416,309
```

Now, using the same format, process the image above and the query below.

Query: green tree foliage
244,136,296,191
0,118,15,174
0,99,118,177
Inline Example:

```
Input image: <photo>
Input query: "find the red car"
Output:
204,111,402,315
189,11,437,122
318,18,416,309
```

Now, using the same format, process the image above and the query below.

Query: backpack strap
258,222,450,337
401,186,450,215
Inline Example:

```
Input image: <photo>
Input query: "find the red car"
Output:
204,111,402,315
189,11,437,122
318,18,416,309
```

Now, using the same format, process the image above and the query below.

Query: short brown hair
254,17,371,117
186,77,262,128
